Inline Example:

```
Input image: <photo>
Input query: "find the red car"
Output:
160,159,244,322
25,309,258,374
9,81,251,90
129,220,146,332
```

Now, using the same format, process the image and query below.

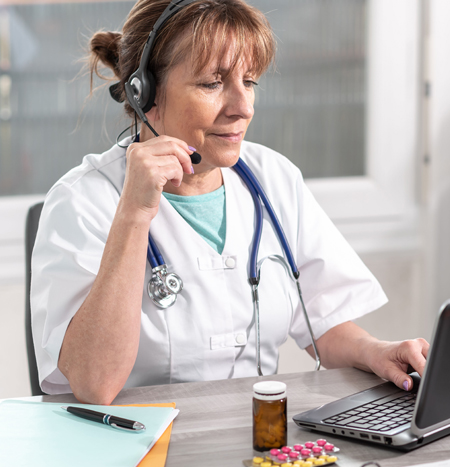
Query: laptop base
293,422,450,451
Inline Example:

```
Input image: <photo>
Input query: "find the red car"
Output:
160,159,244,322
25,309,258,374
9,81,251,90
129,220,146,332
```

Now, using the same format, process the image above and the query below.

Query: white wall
0,284,30,398
426,0,450,321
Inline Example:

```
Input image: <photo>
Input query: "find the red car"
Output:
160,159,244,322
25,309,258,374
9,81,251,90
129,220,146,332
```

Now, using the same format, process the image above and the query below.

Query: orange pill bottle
252,381,287,452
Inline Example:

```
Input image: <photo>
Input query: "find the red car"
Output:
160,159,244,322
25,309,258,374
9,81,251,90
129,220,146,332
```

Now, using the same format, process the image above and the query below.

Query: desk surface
32,368,450,467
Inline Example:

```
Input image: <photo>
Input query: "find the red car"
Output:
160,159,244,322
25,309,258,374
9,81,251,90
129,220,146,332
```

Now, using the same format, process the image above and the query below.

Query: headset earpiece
142,72,157,114
121,0,197,114
124,69,156,116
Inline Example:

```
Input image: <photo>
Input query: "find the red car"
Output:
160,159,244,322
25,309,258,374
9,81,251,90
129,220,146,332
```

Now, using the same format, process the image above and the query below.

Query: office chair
25,201,45,396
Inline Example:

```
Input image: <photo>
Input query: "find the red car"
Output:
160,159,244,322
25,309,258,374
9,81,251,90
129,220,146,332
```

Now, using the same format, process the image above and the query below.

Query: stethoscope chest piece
148,265,183,309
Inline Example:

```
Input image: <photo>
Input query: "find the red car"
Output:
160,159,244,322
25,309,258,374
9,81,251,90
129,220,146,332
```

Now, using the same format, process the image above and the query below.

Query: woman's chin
199,145,242,168
222,152,241,168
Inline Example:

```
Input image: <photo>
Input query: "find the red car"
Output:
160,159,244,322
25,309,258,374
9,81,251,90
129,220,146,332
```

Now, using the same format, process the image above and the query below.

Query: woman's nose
224,83,254,120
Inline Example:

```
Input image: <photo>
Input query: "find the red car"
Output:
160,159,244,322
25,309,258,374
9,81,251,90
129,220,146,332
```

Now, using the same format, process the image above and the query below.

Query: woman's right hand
121,135,194,220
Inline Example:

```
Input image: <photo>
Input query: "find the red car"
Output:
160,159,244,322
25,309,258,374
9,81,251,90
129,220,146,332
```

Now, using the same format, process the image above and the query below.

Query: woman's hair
88,0,276,117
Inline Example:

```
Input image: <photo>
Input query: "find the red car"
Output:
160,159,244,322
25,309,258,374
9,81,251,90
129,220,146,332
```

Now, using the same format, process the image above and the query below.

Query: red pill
324,443,335,451
293,444,303,451
316,439,327,447
300,449,311,456
304,442,315,449
312,446,323,454
281,446,292,453
270,449,280,456
277,454,288,461
289,451,300,459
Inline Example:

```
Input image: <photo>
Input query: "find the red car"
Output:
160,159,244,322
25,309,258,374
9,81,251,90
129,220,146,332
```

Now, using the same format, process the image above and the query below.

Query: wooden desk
32,368,450,466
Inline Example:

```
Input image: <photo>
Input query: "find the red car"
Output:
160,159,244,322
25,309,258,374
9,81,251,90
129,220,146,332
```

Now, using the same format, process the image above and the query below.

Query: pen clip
110,422,146,432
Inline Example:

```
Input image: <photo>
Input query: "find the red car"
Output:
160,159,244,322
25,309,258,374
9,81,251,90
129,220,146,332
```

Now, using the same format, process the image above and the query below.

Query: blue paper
0,400,177,467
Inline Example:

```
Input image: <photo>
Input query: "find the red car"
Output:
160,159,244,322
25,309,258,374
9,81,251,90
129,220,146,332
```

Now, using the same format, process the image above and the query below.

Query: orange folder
118,403,176,467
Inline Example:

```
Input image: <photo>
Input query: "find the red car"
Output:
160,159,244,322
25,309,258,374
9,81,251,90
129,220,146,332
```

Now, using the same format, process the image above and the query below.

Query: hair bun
89,31,122,79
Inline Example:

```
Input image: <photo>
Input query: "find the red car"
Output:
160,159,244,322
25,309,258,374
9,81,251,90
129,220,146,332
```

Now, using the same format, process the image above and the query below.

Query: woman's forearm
58,200,152,405
306,321,378,372
57,134,194,404
306,320,429,391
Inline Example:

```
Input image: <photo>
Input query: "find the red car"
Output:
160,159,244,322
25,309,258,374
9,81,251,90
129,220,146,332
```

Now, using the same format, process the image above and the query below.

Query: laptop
293,300,450,451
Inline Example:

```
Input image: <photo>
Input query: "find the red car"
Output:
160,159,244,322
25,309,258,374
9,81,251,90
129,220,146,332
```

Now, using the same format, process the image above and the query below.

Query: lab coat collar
151,164,255,269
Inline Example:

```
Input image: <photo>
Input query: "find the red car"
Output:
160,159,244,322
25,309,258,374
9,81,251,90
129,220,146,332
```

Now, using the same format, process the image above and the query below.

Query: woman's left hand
307,322,430,391
365,338,430,391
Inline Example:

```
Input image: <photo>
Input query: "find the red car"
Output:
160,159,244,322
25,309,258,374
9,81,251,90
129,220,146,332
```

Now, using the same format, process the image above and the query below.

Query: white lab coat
31,139,387,394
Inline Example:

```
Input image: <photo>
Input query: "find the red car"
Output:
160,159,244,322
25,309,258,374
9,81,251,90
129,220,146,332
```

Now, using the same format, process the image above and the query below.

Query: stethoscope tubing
233,158,300,280
233,158,321,373
147,231,164,268
232,161,263,282
147,157,300,278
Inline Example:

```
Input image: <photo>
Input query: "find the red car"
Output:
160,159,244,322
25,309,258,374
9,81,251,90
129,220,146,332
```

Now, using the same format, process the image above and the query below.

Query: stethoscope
146,155,321,374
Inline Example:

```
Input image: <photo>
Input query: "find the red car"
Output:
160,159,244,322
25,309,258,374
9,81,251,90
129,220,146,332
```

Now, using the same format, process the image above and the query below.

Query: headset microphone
112,0,202,164
188,149,202,164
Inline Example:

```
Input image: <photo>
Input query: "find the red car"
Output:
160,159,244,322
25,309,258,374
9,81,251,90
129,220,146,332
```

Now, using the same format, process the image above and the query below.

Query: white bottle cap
253,381,287,400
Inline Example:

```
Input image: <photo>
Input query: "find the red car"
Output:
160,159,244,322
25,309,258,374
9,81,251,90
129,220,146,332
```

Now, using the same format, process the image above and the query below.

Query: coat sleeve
239,142,388,351
288,168,388,350
31,173,116,394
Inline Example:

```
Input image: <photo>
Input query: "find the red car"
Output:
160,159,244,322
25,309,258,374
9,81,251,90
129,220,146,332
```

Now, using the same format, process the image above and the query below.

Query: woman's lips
211,132,243,143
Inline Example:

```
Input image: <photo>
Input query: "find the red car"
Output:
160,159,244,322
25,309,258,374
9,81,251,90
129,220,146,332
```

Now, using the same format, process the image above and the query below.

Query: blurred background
1,0,450,398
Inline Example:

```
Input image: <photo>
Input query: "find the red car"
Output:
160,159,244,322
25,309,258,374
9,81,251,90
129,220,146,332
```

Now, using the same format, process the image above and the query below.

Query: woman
31,0,428,404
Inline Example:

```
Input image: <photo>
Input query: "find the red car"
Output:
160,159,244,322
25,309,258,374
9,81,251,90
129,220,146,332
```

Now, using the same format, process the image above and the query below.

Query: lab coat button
225,257,236,268
235,333,246,345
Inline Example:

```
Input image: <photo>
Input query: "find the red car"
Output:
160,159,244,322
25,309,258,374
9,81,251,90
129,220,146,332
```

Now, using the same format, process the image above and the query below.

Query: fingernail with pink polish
191,166,194,174
403,380,409,391
188,146,196,152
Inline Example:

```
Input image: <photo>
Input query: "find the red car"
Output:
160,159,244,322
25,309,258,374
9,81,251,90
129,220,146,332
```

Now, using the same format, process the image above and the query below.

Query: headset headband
110,0,198,112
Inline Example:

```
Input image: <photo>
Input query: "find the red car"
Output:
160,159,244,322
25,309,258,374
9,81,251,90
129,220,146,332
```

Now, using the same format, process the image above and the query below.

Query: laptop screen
415,305,450,429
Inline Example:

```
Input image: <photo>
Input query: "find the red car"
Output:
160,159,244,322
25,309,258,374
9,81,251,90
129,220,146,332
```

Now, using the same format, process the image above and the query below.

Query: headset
110,0,202,163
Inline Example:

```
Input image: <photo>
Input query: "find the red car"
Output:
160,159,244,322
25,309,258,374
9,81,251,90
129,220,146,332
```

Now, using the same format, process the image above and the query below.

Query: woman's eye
201,81,221,90
244,80,258,88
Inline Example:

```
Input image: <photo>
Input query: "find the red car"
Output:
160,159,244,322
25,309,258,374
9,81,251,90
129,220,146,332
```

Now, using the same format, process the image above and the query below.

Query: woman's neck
163,167,223,196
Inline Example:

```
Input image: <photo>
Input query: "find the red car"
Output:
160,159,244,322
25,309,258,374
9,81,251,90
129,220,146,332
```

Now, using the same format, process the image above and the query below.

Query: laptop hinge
422,421,450,439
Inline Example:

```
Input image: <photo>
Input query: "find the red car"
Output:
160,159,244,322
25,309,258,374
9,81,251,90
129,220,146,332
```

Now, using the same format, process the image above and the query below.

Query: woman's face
150,40,257,172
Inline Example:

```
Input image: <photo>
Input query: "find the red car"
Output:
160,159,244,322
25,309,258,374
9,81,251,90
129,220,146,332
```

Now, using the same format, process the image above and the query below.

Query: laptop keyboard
323,392,417,432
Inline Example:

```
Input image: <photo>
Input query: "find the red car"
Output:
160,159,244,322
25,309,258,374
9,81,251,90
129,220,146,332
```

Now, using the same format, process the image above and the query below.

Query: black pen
61,406,146,432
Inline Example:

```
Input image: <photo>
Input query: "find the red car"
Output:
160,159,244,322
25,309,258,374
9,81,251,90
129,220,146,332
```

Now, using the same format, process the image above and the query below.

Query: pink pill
300,449,311,456
281,446,292,453
324,443,335,451
316,439,327,447
289,451,300,459
277,454,288,461
304,442,315,449
312,446,323,454
293,444,303,451
270,449,280,456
